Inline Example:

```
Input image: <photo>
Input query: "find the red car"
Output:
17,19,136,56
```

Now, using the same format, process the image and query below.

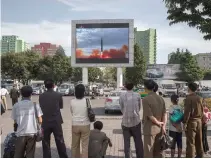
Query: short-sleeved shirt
169,105,183,132
1,88,8,96
70,98,90,126
11,99,43,137
183,93,203,124
142,92,166,135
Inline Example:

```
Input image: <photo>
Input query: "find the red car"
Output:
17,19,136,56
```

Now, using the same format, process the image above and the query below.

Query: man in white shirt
1,85,9,110
11,85,43,158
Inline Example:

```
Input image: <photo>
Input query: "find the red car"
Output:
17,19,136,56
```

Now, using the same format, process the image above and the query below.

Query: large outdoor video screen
75,23,129,64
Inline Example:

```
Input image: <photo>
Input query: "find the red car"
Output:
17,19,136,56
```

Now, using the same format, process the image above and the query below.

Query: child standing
169,94,183,158
88,121,112,158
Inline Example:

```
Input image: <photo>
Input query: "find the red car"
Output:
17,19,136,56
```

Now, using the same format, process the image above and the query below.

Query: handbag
33,102,43,142
170,109,184,123
86,98,96,122
160,134,173,151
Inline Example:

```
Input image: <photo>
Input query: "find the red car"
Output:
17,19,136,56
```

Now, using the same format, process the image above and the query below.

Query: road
1,95,211,157
4,95,176,115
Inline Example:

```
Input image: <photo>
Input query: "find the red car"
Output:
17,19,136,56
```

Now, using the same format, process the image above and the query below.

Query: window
203,57,206,61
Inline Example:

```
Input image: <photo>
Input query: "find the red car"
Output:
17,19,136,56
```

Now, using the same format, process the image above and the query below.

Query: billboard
146,64,181,79
71,19,134,67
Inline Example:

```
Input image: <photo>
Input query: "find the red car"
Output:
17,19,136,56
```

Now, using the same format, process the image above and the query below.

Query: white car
32,87,42,95
103,89,111,97
104,91,126,114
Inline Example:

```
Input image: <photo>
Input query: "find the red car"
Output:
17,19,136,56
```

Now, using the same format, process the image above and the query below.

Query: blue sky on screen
76,28,129,54
1,0,211,63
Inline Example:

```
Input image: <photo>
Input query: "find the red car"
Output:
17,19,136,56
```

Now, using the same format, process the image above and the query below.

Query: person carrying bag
86,98,95,122
33,102,44,142
70,84,92,158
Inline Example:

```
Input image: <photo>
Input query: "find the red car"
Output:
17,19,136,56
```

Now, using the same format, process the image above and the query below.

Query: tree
23,51,41,81
56,45,66,56
169,49,204,82
168,48,183,64
88,68,103,82
1,52,30,84
103,68,117,86
37,54,72,84
164,0,211,40
125,44,146,86
37,56,54,80
72,68,82,82
203,70,211,80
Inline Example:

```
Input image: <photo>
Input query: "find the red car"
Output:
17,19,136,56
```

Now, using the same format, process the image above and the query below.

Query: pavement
1,95,211,158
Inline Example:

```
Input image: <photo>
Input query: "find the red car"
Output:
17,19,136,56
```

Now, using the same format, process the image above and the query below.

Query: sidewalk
1,112,211,157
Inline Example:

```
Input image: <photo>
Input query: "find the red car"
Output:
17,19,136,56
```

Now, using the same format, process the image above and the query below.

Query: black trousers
202,124,209,153
12,98,18,106
42,122,68,158
122,123,144,158
14,136,36,158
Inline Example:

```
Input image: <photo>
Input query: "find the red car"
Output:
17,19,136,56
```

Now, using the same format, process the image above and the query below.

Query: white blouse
70,98,90,126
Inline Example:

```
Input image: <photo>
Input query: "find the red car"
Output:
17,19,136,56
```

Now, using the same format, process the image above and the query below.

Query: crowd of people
1,79,211,158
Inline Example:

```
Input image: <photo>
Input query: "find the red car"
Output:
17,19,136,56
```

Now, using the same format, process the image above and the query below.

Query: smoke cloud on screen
75,27,129,59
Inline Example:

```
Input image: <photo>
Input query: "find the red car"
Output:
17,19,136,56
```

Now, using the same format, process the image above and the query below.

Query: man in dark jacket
10,85,19,106
183,82,204,158
39,79,68,158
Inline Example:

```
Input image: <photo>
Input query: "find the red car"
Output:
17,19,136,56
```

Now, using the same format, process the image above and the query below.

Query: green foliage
1,52,33,84
164,0,211,40
37,54,72,84
168,49,204,82
88,68,103,82
203,70,211,80
56,45,66,56
103,68,117,86
1,51,72,84
125,44,146,86
23,51,41,80
72,68,82,82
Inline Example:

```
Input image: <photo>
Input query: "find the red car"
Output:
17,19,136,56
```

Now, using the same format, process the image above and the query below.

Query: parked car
178,87,188,97
104,90,126,114
134,88,148,98
58,83,75,96
32,87,43,95
103,88,111,97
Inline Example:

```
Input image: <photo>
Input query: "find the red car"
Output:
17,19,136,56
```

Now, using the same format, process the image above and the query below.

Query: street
1,95,211,157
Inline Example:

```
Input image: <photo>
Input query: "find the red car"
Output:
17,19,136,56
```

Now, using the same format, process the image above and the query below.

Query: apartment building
195,53,211,70
31,43,58,56
1,35,28,53
134,28,157,64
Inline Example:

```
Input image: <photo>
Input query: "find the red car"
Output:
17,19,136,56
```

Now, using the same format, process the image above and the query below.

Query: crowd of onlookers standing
1,79,211,158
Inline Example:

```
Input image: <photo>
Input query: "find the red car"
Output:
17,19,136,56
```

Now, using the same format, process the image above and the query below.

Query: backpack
3,133,17,158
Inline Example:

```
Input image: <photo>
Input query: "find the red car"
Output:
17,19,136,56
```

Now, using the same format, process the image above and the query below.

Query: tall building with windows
31,43,59,56
195,53,211,70
134,28,157,64
1,35,28,53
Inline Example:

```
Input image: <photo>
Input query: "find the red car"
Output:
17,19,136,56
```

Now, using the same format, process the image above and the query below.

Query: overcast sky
1,0,211,64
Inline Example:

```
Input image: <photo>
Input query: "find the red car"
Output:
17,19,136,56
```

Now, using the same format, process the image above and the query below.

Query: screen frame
71,19,134,67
